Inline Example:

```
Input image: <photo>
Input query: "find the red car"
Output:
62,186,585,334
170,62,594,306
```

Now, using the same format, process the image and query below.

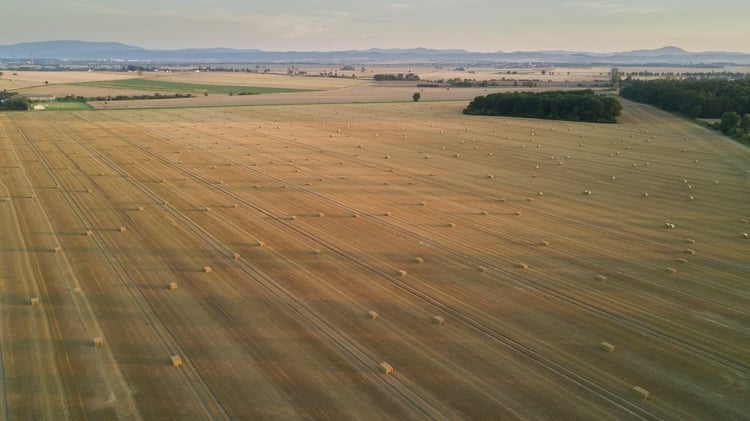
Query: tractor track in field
122,113,750,374
70,113,668,419
15,118,230,421
48,114,456,420
43,105,748,418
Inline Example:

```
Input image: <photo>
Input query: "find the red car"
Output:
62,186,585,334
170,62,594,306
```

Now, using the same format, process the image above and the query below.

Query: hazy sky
2,0,748,52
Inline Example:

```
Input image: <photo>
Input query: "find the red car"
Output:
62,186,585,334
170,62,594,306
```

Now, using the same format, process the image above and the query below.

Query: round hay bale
743,233,749,239
257,241,266,247
595,275,607,282
379,362,393,375
676,258,689,264
431,316,446,325
118,226,127,232
413,257,424,264
600,342,616,352
665,267,677,274
397,269,408,277
318,212,325,218
447,223,456,228
516,262,529,269
540,240,549,246
312,249,322,255
631,386,651,400
367,311,380,320
203,266,213,273
684,249,695,255
513,211,522,216
477,266,488,273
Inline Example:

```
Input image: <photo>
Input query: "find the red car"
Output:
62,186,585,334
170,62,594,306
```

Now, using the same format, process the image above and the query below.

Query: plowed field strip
72,116,659,418
13,118,229,421
123,113,750,373
43,115,457,420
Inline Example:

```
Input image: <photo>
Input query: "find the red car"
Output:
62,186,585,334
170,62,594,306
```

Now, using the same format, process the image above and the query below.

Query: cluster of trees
619,78,750,119
463,90,621,123
0,92,29,110
716,112,750,141
59,93,195,102
373,73,420,81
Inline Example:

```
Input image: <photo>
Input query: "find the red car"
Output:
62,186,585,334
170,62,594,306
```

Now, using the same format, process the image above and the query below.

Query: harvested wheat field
0,98,748,419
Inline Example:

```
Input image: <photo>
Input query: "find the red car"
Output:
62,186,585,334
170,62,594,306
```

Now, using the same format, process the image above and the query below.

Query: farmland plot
0,99,748,419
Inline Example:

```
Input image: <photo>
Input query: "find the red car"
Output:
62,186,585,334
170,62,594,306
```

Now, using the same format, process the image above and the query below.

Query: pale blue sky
2,0,748,52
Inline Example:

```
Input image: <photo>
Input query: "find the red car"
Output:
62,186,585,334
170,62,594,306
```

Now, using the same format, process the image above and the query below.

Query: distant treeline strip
463,90,621,123
618,78,750,119
59,93,195,102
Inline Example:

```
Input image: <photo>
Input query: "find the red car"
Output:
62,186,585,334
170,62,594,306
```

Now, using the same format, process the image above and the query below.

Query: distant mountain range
2,41,750,65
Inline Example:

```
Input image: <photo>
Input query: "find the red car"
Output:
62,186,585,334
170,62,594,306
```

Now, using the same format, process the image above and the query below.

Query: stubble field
1,98,749,419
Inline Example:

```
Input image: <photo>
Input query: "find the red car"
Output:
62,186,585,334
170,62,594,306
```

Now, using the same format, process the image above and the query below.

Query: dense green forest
619,78,750,142
619,78,750,119
0,92,29,110
463,90,621,123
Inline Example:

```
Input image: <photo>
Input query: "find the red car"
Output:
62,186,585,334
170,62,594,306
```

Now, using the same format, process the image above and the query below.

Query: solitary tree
412,92,421,102
720,112,740,135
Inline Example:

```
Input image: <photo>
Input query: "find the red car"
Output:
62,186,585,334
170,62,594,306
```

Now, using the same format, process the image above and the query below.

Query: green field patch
34,101,93,111
76,78,309,95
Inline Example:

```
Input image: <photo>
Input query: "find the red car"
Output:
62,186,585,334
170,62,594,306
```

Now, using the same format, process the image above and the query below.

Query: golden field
0,80,749,419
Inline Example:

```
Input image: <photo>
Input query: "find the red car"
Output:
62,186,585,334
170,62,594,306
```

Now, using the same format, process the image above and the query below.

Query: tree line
373,73,420,81
463,90,621,123
619,78,750,142
618,78,750,119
